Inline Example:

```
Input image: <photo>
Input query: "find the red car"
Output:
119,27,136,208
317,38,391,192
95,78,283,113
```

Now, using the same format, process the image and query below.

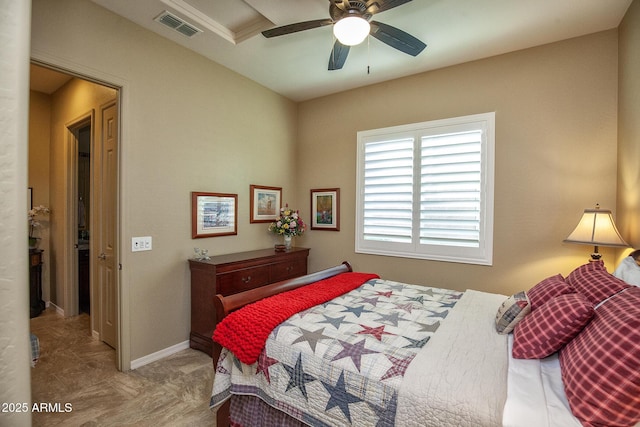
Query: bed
209,261,640,427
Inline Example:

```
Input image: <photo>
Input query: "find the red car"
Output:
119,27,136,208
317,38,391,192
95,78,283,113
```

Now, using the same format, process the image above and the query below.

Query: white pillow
613,256,640,286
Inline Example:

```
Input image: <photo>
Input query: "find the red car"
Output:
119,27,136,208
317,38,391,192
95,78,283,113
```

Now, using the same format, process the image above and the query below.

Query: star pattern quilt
211,278,463,426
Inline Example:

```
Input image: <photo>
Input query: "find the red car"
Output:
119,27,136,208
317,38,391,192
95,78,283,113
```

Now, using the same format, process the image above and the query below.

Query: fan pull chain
367,35,370,74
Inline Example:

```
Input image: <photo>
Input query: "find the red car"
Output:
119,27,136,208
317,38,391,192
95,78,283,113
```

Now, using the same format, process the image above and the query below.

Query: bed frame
211,261,353,426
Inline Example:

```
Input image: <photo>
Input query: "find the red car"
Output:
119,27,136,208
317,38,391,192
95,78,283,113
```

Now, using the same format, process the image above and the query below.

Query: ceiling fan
261,0,426,71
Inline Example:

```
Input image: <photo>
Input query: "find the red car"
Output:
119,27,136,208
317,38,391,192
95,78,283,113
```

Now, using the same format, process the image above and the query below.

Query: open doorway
77,124,91,314
28,62,120,360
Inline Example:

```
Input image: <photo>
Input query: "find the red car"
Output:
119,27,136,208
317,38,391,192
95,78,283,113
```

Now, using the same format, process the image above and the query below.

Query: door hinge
119,263,122,270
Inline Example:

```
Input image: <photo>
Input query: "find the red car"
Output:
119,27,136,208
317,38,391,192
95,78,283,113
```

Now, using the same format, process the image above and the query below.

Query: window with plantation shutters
356,113,495,265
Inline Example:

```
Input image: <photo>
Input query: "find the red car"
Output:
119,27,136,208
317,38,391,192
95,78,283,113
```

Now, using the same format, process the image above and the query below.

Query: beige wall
31,0,298,365
617,0,640,251
29,90,52,303
298,30,620,296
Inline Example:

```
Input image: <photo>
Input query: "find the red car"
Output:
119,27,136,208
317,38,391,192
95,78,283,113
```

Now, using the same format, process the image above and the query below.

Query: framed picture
310,188,340,231
191,192,238,238
250,185,282,223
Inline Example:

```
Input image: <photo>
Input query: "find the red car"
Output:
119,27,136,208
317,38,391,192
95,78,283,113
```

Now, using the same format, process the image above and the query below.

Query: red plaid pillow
566,261,630,305
559,287,640,426
512,293,594,359
527,274,573,310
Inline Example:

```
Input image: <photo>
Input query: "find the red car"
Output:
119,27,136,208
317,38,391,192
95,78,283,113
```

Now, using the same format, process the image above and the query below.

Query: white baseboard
130,340,190,370
46,301,64,317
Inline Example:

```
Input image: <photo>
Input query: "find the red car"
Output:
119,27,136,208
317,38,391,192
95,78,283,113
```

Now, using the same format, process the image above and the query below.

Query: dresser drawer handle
241,276,251,283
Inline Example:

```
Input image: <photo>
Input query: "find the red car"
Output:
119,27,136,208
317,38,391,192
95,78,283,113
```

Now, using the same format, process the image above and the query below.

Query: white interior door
97,100,118,349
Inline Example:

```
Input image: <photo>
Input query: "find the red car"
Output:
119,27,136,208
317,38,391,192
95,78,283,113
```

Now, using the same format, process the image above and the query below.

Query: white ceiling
47,0,633,102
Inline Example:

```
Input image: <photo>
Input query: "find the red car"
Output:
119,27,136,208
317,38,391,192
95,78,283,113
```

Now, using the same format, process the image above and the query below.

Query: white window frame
356,112,495,265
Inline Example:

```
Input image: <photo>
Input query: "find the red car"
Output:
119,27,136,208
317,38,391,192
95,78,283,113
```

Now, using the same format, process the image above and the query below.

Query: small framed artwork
250,185,282,223
310,188,340,231
191,192,238,238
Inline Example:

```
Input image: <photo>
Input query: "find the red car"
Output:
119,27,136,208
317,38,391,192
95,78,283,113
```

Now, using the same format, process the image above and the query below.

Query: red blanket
212,272,379,364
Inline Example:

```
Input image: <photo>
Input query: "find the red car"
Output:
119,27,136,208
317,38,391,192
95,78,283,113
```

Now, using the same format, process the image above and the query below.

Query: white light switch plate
132,236,152,252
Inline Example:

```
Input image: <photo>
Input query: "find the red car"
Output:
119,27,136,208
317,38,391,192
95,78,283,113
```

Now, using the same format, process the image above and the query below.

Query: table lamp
564,204,629,261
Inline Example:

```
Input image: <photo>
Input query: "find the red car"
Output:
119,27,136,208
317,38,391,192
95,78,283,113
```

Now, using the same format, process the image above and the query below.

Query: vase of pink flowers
268,204,306,251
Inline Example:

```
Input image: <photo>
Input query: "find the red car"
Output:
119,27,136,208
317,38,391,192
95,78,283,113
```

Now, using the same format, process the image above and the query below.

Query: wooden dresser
189,247,310,356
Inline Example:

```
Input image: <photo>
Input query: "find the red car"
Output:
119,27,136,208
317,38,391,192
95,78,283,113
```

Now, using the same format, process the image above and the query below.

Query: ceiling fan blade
369,20,426,56
367,0,413,15
262,19,334,38
328,41,350,70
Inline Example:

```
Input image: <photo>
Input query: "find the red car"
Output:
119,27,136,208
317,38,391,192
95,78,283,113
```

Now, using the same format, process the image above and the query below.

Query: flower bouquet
269,204,306,251
28,205,50,248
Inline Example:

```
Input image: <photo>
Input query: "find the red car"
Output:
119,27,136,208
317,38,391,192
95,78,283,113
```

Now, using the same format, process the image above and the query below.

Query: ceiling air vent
154,11,202,38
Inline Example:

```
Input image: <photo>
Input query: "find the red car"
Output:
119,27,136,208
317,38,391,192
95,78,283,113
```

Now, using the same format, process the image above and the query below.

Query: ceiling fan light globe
333,16,370,46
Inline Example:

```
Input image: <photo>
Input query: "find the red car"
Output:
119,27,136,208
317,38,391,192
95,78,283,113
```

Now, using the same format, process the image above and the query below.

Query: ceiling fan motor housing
331,1,373,22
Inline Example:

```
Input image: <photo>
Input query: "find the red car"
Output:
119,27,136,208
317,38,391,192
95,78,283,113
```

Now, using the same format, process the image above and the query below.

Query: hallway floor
30,308,216,426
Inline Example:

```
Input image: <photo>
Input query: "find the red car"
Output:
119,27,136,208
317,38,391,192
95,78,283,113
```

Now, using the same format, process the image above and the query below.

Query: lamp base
589,252,602,262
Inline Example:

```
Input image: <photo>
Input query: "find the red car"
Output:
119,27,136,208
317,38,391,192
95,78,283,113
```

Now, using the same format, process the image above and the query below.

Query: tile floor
30,308,216,426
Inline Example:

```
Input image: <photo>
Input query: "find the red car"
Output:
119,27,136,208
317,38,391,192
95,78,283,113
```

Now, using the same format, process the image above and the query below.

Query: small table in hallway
29,249,45,318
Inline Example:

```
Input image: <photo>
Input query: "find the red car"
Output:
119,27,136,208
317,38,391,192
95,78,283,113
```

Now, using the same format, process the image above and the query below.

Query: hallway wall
29,89,53,302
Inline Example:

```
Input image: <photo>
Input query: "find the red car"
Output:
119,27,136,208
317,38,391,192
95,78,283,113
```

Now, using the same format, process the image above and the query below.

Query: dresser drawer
271,259,307,282
217,265,271,295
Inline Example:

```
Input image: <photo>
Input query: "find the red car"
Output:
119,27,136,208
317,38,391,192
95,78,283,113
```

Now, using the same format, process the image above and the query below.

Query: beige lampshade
564,205,629,249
